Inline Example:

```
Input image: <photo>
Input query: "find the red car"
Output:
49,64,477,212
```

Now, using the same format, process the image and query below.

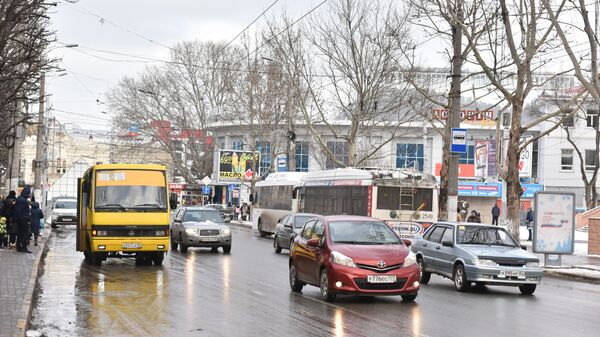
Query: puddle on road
29,229,173,337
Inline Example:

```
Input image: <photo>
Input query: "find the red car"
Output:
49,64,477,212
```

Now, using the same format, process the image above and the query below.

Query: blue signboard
458,182,502,198
202,186,211,194
451,128,467,153
522,184,543,198
227,184,236,191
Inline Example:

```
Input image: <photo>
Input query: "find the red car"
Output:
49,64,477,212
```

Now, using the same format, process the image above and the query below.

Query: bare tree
540,0,600,209
405,0,515,220
108,41,240,184
457,0,580,236
0,0,54,169
267,0,424,169
533,91,599,209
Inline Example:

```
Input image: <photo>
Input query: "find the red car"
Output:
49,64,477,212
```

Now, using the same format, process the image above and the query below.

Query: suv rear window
55,200,77,209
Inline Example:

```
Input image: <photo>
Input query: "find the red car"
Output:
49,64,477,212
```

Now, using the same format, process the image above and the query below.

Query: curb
13,227,51,337
543,268,600,284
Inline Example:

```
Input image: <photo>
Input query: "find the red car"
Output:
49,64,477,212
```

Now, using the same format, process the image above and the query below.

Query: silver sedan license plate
499,270,525,278
200,237,219,242
122,243,142,249
367,275,397,283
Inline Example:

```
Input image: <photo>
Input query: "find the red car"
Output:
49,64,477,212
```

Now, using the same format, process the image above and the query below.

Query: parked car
411,222,543,294
205,204,234,221
45,197,77,228
170,206,232,253
289,215,420,302
273,213,317,253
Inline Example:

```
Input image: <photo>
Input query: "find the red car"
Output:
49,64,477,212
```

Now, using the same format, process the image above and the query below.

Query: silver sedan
411,222,543,294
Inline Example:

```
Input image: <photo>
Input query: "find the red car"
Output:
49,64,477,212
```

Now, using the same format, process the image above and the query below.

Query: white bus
299,168,438,239
252,172,306,237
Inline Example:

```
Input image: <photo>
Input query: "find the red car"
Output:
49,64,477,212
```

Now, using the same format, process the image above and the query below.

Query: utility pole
7,100,24,192
34,73,45,202
446,0,464,222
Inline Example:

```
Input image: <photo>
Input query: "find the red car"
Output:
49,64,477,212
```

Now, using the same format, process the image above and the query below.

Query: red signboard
435,164,475,178
432,109,494,121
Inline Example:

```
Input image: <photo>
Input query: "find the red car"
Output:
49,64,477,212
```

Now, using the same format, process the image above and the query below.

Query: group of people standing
0,187,44,253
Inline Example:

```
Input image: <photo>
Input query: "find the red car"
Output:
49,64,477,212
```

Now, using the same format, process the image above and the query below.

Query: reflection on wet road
31,226,600,337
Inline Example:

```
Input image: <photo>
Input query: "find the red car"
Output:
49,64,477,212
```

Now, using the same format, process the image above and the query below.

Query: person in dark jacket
467,210,481,223
30,202,44,246
3,191,17,246
526,208,534,241
13,187,32,253
491,203,500,226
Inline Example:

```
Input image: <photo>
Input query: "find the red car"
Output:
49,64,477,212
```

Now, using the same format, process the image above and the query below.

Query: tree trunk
585,184,593,210
347,139,356,167
438,133,451,221
506,105,523,237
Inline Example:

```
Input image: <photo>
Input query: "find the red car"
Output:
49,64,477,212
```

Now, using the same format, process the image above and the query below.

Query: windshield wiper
133,203,166,210
96,203,127,211
333,240,360,244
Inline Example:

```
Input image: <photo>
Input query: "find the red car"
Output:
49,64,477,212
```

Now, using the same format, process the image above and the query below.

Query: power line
232,0,329,67
63,1,174,51
50,108,112,122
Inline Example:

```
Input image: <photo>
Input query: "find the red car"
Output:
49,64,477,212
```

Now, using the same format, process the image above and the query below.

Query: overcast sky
47,0,320,132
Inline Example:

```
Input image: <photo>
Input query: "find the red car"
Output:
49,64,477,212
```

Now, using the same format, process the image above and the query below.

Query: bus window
413,188,433,212
377,187,400,210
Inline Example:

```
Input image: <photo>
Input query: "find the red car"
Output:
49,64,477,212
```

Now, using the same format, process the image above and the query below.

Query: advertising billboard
218,150,260,182
519,138,533,177
533,192,575,254
474,141,497,178
388,222,432,241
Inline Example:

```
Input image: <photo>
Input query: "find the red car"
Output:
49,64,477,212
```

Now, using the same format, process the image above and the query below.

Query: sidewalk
518,225,600,282
0,229,49,337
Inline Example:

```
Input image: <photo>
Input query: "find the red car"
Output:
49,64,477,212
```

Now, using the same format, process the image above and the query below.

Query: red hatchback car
289,215,421,302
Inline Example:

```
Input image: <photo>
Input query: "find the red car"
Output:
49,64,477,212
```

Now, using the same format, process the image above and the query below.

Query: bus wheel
153,252,164,266
258,220,267,237
90,253,102,266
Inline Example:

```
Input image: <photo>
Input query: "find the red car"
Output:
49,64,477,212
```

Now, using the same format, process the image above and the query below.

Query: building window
218,136,225,149
561,149,574,171
295,142,309,172
233,139,244,150
256,141,271,175
585,149,598,171
562,109,575,127
587,109,599,129
326,141,349,169
459,145,475,164
396,143,424,171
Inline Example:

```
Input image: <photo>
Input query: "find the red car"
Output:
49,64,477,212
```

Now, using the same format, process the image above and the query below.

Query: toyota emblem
377,261,386,269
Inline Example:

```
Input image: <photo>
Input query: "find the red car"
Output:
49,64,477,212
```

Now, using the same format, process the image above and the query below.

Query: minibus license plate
367,275,397,283
122,243,142,249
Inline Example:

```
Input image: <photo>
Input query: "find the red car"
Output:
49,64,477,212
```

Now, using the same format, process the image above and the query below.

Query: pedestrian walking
13,187,32,253
30,201,44,246
526,208,534,241
467,210,481,223
240,203,248,221
235,204,241,221
0,216,8,248
491,203,500,226
3,191,17,246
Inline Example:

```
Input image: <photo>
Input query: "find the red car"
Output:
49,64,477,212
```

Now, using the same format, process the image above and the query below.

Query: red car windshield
328,221,401,245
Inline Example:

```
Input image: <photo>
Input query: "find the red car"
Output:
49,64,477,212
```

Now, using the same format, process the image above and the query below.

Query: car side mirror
442,240,454,247
402,239,412,247
284,223,292,229
520,245,527,250
225,218,231,223
307,238,320,247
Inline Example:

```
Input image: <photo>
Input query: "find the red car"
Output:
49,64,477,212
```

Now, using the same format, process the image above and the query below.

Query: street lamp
33,43,78,203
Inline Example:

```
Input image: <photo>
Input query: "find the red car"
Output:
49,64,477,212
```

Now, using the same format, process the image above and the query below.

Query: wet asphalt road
30,226,600,337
